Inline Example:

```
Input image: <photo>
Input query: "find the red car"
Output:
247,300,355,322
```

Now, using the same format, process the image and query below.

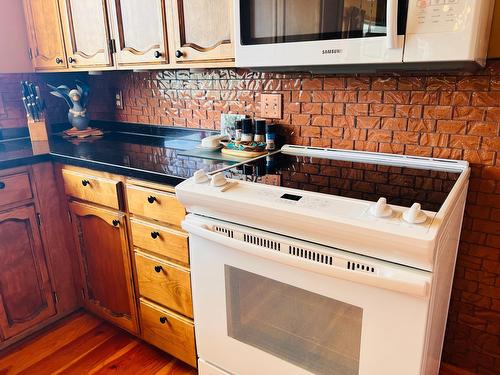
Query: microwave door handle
386,0,398,49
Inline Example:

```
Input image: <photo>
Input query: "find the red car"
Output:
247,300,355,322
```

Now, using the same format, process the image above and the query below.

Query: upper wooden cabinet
108,0,169,67
0,206,56,339
23,0,67,70
170,0,234,63
21,0,234,71
58,0,114,69
69,201,138,334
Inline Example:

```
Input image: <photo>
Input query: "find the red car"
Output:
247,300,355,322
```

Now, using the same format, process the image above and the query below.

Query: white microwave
234,0,495,71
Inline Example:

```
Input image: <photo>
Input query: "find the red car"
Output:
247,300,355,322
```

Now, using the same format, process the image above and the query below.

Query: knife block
27,116,49,142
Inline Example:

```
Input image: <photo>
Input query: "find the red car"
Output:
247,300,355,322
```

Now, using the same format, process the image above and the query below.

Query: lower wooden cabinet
140,298,197,368
0,205,56,339
69,201,138,334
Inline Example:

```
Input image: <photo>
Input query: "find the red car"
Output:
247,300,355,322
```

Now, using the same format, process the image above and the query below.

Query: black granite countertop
0,138,51,170
0,122,241,185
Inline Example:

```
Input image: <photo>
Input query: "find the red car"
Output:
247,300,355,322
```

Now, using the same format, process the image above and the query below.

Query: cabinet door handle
81,179,90,187
154,265,162,273
68,57,76,64
147,196,157,204
159,316,167,324
55,57,63,64
112,220,120,227
0,181,5,189
151,231,160,239
154,50,162,58
175,50,183,58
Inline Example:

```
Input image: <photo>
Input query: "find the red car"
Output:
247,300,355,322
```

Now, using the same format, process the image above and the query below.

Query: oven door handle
183,220,431,299
387,0,399,49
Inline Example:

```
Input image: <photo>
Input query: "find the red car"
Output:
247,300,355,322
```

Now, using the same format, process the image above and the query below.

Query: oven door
183,215,432,375
234,0,407,67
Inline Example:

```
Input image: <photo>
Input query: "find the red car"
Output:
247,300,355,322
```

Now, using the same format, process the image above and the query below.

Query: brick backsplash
86,62,500,374
0,60,499,373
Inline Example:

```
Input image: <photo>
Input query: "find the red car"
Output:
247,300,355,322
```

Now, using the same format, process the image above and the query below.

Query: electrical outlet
115,90,124,109
261,93,282,119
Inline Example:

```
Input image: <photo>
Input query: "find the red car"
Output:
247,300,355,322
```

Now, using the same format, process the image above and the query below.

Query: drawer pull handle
81,180,90,187
159,316,167,324
154,265,163,273
112,220,120,227
147,196,157,204
151,231,160,239
0,181,5,190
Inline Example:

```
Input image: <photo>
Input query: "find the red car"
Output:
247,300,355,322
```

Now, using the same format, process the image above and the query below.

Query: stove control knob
370,197,393,218
193,169,209,184
403,203,427,224
210,172,227,187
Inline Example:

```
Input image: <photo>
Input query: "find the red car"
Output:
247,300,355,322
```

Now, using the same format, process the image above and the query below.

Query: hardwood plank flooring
0,311,196,375
0,310,473,375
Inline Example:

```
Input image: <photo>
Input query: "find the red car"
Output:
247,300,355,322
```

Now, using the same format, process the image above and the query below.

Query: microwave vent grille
243,233,280,251
288,246,333,266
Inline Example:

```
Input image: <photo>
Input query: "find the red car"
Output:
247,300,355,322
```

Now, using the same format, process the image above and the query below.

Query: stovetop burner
223,150,461,212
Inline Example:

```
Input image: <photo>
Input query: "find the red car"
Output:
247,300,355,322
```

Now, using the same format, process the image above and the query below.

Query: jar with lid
241,118,254,142
254,119,266,142
265,123,276,150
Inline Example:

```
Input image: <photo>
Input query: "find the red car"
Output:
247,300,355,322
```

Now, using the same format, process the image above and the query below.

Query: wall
87,62,500,374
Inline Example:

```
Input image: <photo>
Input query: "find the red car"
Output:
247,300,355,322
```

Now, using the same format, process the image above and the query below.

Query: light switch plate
115,90,124,110
261,93,282,119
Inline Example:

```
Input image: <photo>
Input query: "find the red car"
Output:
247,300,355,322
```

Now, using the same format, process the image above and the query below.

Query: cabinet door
109,0,168,67
0,206,56,339
170,0,234,62
23,0,67,70
69,202,137,333
59,0,113,69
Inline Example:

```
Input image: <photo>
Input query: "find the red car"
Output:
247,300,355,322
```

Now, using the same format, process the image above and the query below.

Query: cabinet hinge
68,210,72,223
53,291,59,304
109,39,116,54
81,288,85,299
28,48,33,60
36,213,42,226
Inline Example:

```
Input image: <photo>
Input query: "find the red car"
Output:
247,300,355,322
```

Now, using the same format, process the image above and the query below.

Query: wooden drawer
0,173,33,207
126,185,185,228
61,169,121,209
135,251,193,318
140,298,196,368
130,218,189,265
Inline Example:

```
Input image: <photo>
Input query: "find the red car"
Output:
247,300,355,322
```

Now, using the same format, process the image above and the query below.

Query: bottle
235,120,242,141
241,118,254,142
265,123,276,150
254,119,266,142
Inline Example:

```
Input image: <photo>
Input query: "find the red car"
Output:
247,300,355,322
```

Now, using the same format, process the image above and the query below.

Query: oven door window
240,0,408,45
225,266,363,375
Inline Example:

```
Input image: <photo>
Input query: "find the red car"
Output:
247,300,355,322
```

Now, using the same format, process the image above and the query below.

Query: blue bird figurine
48,80,90,131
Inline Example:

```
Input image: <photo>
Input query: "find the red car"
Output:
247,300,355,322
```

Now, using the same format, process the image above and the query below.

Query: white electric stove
175,145,470,375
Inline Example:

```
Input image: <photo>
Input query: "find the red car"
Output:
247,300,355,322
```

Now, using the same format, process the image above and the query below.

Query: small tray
63,127,104,139
221,148,267,158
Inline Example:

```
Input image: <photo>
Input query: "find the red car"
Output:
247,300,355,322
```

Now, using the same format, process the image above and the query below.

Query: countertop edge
49,153,186,186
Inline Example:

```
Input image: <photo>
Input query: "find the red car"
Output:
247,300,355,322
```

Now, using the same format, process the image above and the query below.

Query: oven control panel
409,0,466,34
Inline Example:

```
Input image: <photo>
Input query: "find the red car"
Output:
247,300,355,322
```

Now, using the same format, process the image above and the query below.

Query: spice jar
241,118,254,142
254,119,266,142
235,120,242,141
265,123,276,150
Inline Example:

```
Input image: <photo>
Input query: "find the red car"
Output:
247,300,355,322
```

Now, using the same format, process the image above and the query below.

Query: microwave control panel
408,0,467,34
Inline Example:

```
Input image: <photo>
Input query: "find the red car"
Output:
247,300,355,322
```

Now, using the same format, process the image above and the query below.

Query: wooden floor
0,311,474,375
0,311,197,375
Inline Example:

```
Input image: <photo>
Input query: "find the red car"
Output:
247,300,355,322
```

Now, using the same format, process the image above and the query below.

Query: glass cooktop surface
222,151,462,212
